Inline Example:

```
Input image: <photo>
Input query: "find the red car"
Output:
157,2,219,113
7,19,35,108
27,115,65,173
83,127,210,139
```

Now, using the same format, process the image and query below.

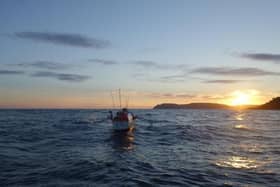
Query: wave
0,109,280,186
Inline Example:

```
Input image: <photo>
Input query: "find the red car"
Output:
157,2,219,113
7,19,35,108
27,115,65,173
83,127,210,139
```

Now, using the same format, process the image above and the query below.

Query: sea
0,109,279,186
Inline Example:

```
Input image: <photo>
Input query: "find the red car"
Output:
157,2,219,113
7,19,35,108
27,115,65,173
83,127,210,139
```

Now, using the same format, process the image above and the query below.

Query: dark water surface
0,109,279,186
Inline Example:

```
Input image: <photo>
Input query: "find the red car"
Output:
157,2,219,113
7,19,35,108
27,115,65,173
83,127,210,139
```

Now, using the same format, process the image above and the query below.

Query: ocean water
0,109,279,186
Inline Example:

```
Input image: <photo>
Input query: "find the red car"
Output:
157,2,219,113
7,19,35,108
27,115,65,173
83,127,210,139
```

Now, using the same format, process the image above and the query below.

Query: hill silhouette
153,103,231,110
252,97,280,110
154,97,280,110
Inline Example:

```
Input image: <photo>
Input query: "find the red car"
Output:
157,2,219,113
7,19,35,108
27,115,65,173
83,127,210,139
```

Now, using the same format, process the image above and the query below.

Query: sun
230,91,251,106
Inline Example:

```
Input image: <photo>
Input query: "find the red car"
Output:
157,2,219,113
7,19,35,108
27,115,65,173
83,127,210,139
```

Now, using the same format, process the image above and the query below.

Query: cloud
31,71,90,82
191,67,280,76
132,70,200,83
156,73,207,83
157,75,186,83
88,59,118,65
14,32,110,48
145,92,231,101
146,92,196,99
132,72,187,83
240,53,280,63
200,94,230,100
174,94,196,98
12,61,71,70
0,70,24,75
160,74,186,80
203,79,244,84
132,60,159,68
131,60,189,70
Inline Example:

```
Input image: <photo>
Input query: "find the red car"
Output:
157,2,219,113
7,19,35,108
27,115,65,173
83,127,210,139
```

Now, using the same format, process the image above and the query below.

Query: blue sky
1,0,280,108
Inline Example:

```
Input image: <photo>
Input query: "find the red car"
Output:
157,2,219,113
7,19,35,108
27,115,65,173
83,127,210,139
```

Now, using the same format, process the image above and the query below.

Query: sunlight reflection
239,144,263,154
215,156,260,169
234,124,250,130
233,123,256,133
234,124,245,129
235,113,244,121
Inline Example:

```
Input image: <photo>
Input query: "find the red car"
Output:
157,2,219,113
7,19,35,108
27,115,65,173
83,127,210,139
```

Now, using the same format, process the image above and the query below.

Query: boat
109,89,136,131
109,108,136,131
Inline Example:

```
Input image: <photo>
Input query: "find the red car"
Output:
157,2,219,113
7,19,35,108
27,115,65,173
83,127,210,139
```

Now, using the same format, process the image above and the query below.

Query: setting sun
223,90,267,107
231,91,251,106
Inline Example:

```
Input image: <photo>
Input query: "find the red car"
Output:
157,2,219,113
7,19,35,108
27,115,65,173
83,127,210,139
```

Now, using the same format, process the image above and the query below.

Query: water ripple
0,109,279,186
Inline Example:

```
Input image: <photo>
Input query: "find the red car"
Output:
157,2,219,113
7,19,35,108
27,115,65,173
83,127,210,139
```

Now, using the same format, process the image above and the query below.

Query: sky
0,0,280,108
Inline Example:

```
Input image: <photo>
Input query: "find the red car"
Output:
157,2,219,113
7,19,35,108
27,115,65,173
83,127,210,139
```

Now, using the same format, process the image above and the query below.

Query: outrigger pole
124,94,129,108
119,88,122,109
111,91,115,109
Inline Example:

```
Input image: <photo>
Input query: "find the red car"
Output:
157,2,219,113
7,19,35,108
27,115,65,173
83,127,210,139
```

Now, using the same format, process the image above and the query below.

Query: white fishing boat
109,89,136,131
109,109,136,131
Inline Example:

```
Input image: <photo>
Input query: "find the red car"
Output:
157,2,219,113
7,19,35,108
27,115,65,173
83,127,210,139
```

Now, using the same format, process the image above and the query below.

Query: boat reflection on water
111,129,135,151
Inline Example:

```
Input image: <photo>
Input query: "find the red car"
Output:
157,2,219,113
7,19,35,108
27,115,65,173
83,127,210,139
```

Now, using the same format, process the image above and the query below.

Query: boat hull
112,120,135,131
